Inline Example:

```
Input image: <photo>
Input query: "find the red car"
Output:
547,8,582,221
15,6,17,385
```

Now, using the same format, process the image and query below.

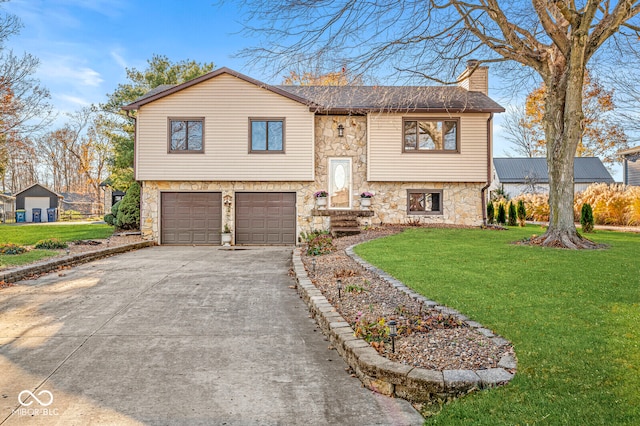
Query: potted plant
314,190,328,209
221,223,232,246
360,191,374,209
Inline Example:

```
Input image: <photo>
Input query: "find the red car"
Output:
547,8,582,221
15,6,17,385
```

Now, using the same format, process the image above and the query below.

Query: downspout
480,113,494,226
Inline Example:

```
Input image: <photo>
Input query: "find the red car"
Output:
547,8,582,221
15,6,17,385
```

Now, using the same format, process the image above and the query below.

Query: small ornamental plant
223,224,232,234
497,203,507,225
507,201,518,226
487,202,495,224
314,190,328,198
581,203,594,233
360,191,374,198
516,199,527,227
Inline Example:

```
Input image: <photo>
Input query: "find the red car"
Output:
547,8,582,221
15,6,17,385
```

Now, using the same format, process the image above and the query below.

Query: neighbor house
492,157,614,199
619,146,640,186
123,63,504,245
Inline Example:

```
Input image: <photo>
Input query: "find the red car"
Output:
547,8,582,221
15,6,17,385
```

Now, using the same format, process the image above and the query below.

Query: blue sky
2,0,624,179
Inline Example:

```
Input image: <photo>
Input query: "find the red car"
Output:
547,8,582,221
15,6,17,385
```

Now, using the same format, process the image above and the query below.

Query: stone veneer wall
140,115,485,243
313,116,484,228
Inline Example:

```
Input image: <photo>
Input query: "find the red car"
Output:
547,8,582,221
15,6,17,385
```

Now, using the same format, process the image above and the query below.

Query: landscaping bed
301,226,515,372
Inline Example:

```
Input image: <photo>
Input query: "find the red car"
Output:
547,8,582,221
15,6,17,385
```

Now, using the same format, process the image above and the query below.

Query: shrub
574,183,640,226
487,202,495,224
513,193,550,222
496,203,506,225
0,244,27,255
34,239,68,249
306,234,335,256
300,229,330,243
580,203,594,233
516,199,527,227
104,213,116,226
115,182,140,230
507,201,517,226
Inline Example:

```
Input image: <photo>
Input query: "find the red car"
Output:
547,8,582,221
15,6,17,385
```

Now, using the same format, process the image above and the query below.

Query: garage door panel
236,192,296,245
161,192,221,245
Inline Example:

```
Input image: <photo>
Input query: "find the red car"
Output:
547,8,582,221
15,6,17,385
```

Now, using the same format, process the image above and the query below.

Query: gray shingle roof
276,85,504,113
123,67,504,113
493,158,614,184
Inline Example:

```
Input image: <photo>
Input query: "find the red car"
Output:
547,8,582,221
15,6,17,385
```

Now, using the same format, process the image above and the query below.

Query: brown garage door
161,192,221,245
236,192,296,245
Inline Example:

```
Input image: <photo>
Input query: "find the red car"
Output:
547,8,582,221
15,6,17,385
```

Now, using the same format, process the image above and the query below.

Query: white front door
328,158,352,210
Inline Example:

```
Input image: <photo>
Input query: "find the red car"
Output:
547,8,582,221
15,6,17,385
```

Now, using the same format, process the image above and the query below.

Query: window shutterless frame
167,118,205,153
406,189,444,215
402,118,460,153
248,118,285,153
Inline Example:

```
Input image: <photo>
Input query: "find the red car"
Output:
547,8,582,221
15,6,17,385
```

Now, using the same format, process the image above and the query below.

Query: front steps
311,209,375,238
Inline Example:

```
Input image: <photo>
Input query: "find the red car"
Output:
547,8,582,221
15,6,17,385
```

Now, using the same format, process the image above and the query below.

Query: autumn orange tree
282,69,360,86
506,73,628,165
233,0,640,249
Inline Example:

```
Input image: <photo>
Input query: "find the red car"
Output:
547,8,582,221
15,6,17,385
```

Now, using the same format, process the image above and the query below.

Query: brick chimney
457,59,489,95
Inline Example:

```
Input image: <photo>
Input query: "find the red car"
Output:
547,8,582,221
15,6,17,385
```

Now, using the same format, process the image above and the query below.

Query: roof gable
493,158,614,184
14,183,63,198
122,67,311,111
122,67,504,114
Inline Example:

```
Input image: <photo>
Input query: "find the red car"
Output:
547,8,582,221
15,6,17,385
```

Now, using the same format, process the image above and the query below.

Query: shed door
24,197,51,222
235,192,296,245
161,192,222,245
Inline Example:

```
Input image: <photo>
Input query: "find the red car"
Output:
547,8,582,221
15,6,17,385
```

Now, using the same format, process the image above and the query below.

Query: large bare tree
233,0,640,248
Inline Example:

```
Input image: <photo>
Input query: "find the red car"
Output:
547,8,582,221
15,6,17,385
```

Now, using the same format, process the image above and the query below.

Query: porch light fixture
337,279,342,299
388,320,397,353
337,124,344,137
223,195,232,208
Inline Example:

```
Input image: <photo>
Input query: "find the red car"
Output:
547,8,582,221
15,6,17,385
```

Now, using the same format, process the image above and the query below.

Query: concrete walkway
0,246,423,425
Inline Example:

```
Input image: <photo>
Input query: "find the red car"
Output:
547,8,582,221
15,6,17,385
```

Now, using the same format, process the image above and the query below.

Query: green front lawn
0,224,113,245
355,226,639,425
0,224,114,269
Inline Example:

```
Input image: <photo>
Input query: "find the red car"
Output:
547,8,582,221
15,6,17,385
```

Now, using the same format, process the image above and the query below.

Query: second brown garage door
161,192,221,245
235,192,296,245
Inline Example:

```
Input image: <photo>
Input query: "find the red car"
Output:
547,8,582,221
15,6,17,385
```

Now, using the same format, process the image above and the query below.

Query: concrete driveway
0,246,423,425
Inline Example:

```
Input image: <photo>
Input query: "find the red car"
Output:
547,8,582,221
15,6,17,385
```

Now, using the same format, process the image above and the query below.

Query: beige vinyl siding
367,113,490,182
135,73,314,181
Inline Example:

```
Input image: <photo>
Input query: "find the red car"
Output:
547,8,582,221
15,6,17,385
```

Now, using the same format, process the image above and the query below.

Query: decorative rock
498,354,518,370
443,370,481,392
476,368,514,388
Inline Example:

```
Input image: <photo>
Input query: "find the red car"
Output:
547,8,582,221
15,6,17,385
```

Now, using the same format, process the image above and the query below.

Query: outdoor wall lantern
337,278,342,299
223,195,232,208
388,320,397,353
337,124,344,137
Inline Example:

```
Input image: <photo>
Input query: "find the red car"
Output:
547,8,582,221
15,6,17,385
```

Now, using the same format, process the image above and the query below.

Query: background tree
0,1,53,191
232,0,640,248
282,68,361,86
506,73,629,166
101,54,215,189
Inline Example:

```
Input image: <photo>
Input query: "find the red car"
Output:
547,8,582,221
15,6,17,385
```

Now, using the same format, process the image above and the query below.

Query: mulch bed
301,226,515,371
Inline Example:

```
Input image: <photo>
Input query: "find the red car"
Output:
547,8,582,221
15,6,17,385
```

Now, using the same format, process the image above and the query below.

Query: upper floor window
169,119,203,152
403,119,458,152
250,118,284,152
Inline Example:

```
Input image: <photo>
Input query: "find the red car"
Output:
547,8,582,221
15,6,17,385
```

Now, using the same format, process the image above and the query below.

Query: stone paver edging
0,241,155,284
291,244,516,403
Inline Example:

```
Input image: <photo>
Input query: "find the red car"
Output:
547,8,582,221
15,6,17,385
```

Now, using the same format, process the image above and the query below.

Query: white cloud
56,94,91,107
40,59,104,87
110,50,128,70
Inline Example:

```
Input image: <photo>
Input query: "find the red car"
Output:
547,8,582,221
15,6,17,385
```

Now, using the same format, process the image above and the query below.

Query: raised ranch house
492,157,615,199
123,63,504,245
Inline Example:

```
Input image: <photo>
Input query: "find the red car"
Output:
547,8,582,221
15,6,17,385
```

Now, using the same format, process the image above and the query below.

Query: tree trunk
532,53,601,249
